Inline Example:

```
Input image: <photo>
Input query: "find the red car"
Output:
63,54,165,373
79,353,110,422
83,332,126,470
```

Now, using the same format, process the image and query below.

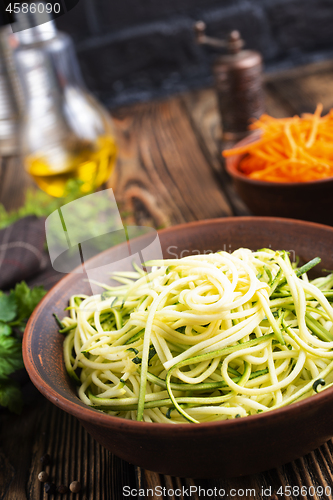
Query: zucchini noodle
61,248,333,424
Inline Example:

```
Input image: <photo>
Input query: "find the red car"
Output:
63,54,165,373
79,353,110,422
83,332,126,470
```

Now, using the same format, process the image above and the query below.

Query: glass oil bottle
12,10,117,197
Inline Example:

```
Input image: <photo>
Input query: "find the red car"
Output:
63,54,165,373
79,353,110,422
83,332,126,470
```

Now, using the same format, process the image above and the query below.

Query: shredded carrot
222,104,333,182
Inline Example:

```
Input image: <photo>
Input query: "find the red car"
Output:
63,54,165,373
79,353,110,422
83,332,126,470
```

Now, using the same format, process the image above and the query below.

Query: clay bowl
23,217,333,478
225,134,333,226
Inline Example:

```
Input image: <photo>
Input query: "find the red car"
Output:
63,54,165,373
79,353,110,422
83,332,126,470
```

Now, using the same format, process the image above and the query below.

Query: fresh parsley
10,282,47,330
0,282,46,413
0,293,17,323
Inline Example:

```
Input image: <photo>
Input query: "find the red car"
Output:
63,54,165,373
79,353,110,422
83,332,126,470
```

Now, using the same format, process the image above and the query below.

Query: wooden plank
0,399,46,500
141,469,164,499
266,64,333,115
179,88,222,174
264,84,296,118
13,402,333,500
0,397,139,500
0,156,34,212
264,59,333,83
180,88,250,216
110,95,233,228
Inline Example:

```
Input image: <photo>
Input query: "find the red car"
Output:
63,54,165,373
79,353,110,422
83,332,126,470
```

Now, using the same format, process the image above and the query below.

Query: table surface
2,59,333,499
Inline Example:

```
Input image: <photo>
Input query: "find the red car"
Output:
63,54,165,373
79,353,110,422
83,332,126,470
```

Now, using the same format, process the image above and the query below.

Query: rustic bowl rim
23,216,333,434
224,132,333,188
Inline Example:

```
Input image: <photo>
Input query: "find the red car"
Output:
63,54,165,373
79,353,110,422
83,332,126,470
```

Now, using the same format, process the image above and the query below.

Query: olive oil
25,135,117,197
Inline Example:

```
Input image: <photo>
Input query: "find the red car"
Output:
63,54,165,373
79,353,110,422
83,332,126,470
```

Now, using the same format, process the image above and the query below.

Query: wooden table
2,60,333,499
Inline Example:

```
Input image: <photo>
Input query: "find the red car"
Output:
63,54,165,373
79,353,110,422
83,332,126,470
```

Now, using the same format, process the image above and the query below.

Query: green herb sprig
0,179,88,230
0,282,46,413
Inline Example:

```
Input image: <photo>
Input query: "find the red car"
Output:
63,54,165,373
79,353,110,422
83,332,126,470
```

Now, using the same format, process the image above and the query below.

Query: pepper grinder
194,21,264,141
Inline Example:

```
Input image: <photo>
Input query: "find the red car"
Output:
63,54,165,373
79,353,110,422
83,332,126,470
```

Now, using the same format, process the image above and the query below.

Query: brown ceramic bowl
23,217,333,478
225,134,333,226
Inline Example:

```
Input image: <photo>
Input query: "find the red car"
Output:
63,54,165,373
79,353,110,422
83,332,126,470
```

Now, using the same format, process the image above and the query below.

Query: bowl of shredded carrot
223,104,333,225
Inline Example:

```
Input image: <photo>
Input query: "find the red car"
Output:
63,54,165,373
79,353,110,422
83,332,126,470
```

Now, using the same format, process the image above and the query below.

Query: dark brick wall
55,0,333,107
